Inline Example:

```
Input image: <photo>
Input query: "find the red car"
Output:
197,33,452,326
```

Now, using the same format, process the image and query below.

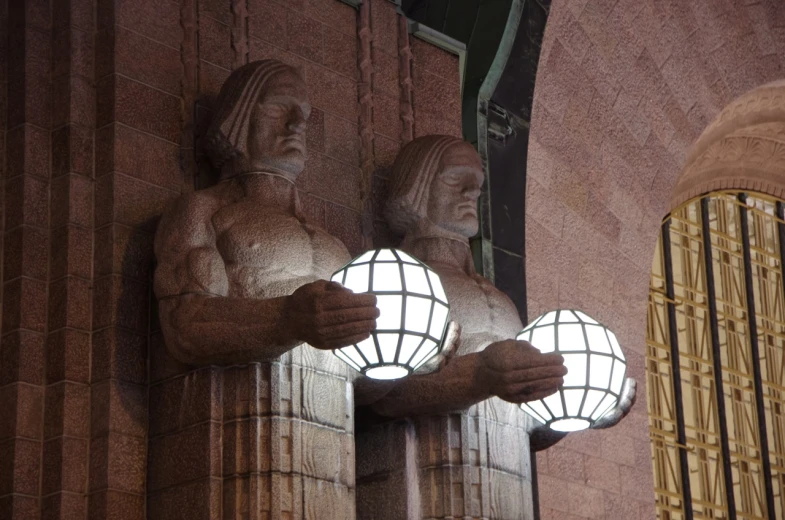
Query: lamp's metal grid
517,309,626,431
330,248,450,379
647,192,785,520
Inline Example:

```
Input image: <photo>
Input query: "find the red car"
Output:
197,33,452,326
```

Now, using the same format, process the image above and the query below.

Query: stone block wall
527,0,785,518
9,0,780,518
0,0,462,518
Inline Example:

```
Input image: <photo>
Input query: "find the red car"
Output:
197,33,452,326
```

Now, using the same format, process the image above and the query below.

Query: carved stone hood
670,80,785,210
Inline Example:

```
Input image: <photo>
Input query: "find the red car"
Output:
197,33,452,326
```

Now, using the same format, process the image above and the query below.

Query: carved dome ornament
330,248,451,380
670,80,785,211
517,310,628,432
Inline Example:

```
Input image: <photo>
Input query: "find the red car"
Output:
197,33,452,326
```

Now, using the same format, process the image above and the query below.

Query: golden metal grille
647,192,785,520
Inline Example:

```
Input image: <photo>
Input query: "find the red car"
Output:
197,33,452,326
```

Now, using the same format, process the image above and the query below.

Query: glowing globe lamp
516,310,626,432
330,248,450,380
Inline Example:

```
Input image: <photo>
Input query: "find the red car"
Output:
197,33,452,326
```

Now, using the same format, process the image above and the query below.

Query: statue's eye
441,172,462,186
261,103,287,117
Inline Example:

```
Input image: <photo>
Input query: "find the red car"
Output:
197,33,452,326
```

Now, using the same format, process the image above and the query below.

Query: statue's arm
154,192,300,365
154,192,380,366
369,351,493,416
369,337,567,418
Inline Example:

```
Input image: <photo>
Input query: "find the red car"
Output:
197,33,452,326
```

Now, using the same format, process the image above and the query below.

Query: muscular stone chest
213,203,350,297
436,267,523,352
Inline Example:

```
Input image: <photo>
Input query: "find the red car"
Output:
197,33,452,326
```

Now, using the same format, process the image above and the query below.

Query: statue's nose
465,186,481,199
288,116,306,133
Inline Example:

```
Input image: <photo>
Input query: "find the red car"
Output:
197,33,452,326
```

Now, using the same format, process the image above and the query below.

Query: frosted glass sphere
516,310,626,432
330,248,450,380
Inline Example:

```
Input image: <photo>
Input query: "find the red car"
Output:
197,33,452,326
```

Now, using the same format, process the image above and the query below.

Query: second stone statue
356,135,569,519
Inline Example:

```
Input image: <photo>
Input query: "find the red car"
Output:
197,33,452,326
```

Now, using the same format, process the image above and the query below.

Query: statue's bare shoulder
154,186,229,299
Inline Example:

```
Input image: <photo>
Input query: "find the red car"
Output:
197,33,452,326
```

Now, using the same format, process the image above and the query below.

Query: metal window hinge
486,101,514,145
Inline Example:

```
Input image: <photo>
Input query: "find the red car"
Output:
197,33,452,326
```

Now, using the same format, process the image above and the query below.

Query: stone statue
357,135,634,519
154,60,378,519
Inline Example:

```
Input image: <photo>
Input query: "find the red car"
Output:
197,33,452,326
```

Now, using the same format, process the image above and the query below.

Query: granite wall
527,1,785,518
0,0,461,517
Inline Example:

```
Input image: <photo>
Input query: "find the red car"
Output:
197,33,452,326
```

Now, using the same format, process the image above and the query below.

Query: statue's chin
444,219,479,240
258,155,305,179
428,221,478,240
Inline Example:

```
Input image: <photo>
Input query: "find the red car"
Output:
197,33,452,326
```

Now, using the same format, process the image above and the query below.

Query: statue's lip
282,136,304,150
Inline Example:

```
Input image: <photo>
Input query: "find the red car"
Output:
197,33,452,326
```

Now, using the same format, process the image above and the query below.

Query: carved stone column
415,400,533,518
221,350,356,520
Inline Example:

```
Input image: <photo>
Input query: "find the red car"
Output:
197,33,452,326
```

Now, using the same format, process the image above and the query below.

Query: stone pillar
1,0,51,516
416,400,533,519
220,350,355,520
45,0,96,518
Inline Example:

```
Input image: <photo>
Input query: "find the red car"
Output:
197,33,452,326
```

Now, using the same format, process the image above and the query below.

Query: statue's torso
201,183,356,519
431,262,523,354
212,193,351,299
411,259,534,519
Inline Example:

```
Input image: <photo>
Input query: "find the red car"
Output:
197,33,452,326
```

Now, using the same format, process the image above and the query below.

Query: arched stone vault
526,0,785,517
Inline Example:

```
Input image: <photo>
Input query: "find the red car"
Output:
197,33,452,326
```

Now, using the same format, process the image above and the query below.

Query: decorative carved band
231,0,249,69
357,0,375,246
398,15,414,144
180,0,199,190
684,80,785,166
670,82,785,211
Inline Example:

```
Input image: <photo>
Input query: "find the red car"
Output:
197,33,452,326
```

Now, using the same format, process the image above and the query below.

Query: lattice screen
647,192,785,520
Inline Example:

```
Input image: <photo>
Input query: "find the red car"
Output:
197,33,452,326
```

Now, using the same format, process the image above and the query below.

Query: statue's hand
413,321,461,375
285,280,379,350
478,340,567,404
590,377,637,429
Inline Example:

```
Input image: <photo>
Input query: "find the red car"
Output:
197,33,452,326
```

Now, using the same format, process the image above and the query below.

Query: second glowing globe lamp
330,249,450,380
517,310,627,432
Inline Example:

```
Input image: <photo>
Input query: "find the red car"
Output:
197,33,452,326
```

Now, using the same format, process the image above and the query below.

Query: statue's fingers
442,322,461,357
319,306,380,326
444,321,460,345
322,291,378,310
590,380,637,429
498,365,567,385
506,351,565,369
590,408,623,429
319,320,376,342
503,386,561,404
413,355,441,375
618,378,637,413
503,377,563,400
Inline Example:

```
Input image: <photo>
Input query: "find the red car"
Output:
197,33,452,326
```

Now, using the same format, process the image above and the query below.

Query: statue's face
245,69,311,178
426,141,484,237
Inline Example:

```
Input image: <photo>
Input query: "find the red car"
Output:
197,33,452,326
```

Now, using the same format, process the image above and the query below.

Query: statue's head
385,135,484,239
204,60,311,180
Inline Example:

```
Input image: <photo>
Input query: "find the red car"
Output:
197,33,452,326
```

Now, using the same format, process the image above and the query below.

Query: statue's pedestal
356,399,534,519
149,347,356,519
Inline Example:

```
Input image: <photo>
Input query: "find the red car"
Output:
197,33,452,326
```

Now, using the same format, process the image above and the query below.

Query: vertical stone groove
0,0,6,340
2,0,52,514
46,0,99,511
397,15,413,144
357,0,375,247
230,0,249,70
180,0,199,190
